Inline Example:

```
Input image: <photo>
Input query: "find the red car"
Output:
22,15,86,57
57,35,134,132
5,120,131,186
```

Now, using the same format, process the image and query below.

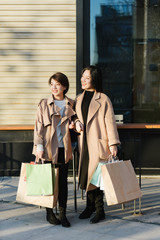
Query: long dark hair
81,65,102,92
48,72,69,95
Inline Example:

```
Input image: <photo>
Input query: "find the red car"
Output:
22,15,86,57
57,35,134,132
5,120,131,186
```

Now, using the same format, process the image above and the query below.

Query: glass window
90,0,160,123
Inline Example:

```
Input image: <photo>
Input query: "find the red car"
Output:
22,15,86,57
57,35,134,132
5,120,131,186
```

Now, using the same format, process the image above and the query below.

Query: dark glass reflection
90,0,160,123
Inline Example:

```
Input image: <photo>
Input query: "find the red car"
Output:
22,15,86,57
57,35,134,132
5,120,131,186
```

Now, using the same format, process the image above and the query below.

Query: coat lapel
47,95,56,117
75,92,85,124
87,92,101,125
46,95,61,137
61,97,76,125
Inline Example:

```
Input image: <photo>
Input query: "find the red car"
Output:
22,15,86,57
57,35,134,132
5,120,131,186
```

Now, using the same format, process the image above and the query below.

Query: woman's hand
76,121,84,133
36,151,44,161
109,145,117,157
69,121,75,129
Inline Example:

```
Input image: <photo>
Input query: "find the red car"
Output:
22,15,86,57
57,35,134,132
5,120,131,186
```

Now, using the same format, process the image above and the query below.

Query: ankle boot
79,189,96,219
59,207,71,228
46,208,61,225
90,189,105,224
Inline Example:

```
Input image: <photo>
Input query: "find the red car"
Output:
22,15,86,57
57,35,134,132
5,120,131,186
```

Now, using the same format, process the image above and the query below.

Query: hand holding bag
16,162,58,208
101,157,142,206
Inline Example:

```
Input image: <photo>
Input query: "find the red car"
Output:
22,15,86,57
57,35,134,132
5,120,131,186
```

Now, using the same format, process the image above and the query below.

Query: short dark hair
81,65,102,92
48,72,69,95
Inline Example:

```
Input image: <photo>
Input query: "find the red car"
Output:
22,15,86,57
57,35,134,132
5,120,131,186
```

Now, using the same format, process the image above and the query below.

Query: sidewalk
0,176,160,240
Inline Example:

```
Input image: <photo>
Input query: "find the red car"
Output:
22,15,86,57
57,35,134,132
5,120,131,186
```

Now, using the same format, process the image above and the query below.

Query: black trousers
56,148,68,209
45,148,68,209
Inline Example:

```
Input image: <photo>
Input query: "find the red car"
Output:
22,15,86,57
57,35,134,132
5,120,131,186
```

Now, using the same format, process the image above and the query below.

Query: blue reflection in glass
90,0,136,65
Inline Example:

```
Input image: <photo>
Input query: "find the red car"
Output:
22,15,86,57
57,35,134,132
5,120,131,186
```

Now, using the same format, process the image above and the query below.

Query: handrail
117,123,160,129
1,123,160,131
0,125,34,130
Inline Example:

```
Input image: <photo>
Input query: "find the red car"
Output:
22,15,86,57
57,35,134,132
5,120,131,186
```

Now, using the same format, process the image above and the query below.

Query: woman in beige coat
75,66,120,224
33,72,76,228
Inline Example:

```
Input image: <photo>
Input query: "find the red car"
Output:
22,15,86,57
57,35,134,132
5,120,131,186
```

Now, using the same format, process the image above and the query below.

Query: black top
79,90,94,190
81,91,94,125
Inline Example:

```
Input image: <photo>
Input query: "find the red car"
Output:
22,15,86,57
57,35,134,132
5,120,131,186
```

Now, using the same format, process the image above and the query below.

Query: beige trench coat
32,95,76,164
75,91,120,192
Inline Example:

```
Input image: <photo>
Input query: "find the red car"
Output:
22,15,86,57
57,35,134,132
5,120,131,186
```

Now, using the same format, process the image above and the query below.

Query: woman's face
50,78,66,100
81,70,94,91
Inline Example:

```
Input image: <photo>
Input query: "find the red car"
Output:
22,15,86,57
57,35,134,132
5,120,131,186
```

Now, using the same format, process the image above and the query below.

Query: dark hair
81,65,102,92
48,72,69,95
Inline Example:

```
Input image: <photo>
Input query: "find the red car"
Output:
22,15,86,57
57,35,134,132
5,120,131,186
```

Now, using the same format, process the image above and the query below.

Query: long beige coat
32,95,76,163
75,91,120,192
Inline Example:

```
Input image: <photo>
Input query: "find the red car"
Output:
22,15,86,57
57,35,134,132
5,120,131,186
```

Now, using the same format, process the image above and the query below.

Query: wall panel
0,0,76,125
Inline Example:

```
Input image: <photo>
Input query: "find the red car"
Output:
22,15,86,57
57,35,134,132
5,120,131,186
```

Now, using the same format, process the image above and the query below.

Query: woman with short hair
33,72,76,228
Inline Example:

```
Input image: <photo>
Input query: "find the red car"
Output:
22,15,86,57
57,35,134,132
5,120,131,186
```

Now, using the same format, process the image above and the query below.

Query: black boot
46,208,61,225
90,189,105,224
79,189,96,219
59,207,71,228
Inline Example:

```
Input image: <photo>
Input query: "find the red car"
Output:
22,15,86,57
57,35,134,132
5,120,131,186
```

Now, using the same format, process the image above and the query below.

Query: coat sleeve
33,101,44,146
104,97,120,147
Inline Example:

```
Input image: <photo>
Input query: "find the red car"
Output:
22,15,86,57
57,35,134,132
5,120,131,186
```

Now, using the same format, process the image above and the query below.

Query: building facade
0,0,160,175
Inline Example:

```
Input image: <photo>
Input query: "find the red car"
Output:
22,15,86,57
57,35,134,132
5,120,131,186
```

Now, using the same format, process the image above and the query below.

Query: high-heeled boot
59,207,71,227
46,208,61,225
90,188,105,224
79,189,96,219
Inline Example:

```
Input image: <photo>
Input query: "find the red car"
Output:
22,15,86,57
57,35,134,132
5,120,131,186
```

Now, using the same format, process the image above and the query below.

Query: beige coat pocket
98,139,110,160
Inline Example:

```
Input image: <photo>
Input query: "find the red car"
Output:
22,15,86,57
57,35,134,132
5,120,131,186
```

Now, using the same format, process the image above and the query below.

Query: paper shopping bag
101,160,142,206
26,163,55,196
16,163,58,208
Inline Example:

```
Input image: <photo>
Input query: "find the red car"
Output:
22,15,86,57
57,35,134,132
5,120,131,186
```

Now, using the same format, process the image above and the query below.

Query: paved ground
0,176,160,240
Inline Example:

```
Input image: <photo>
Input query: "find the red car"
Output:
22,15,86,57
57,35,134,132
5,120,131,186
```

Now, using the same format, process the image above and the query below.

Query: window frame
76,0,90,94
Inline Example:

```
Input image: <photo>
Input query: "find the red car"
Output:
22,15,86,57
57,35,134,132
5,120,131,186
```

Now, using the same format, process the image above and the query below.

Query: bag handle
107,154,119,163
35,156,44,164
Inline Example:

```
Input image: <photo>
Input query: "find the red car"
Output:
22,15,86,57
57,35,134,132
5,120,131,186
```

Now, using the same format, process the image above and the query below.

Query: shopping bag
16,163,58,208
90,163,101,187
101,160,142,206
26,163,55,196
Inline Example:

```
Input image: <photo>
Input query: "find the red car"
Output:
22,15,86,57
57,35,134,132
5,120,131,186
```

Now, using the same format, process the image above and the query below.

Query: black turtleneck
79,90,94,190
81,91,94,124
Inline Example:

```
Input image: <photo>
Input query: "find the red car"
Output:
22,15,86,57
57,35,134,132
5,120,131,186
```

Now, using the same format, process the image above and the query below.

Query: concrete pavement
0,176,160,240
